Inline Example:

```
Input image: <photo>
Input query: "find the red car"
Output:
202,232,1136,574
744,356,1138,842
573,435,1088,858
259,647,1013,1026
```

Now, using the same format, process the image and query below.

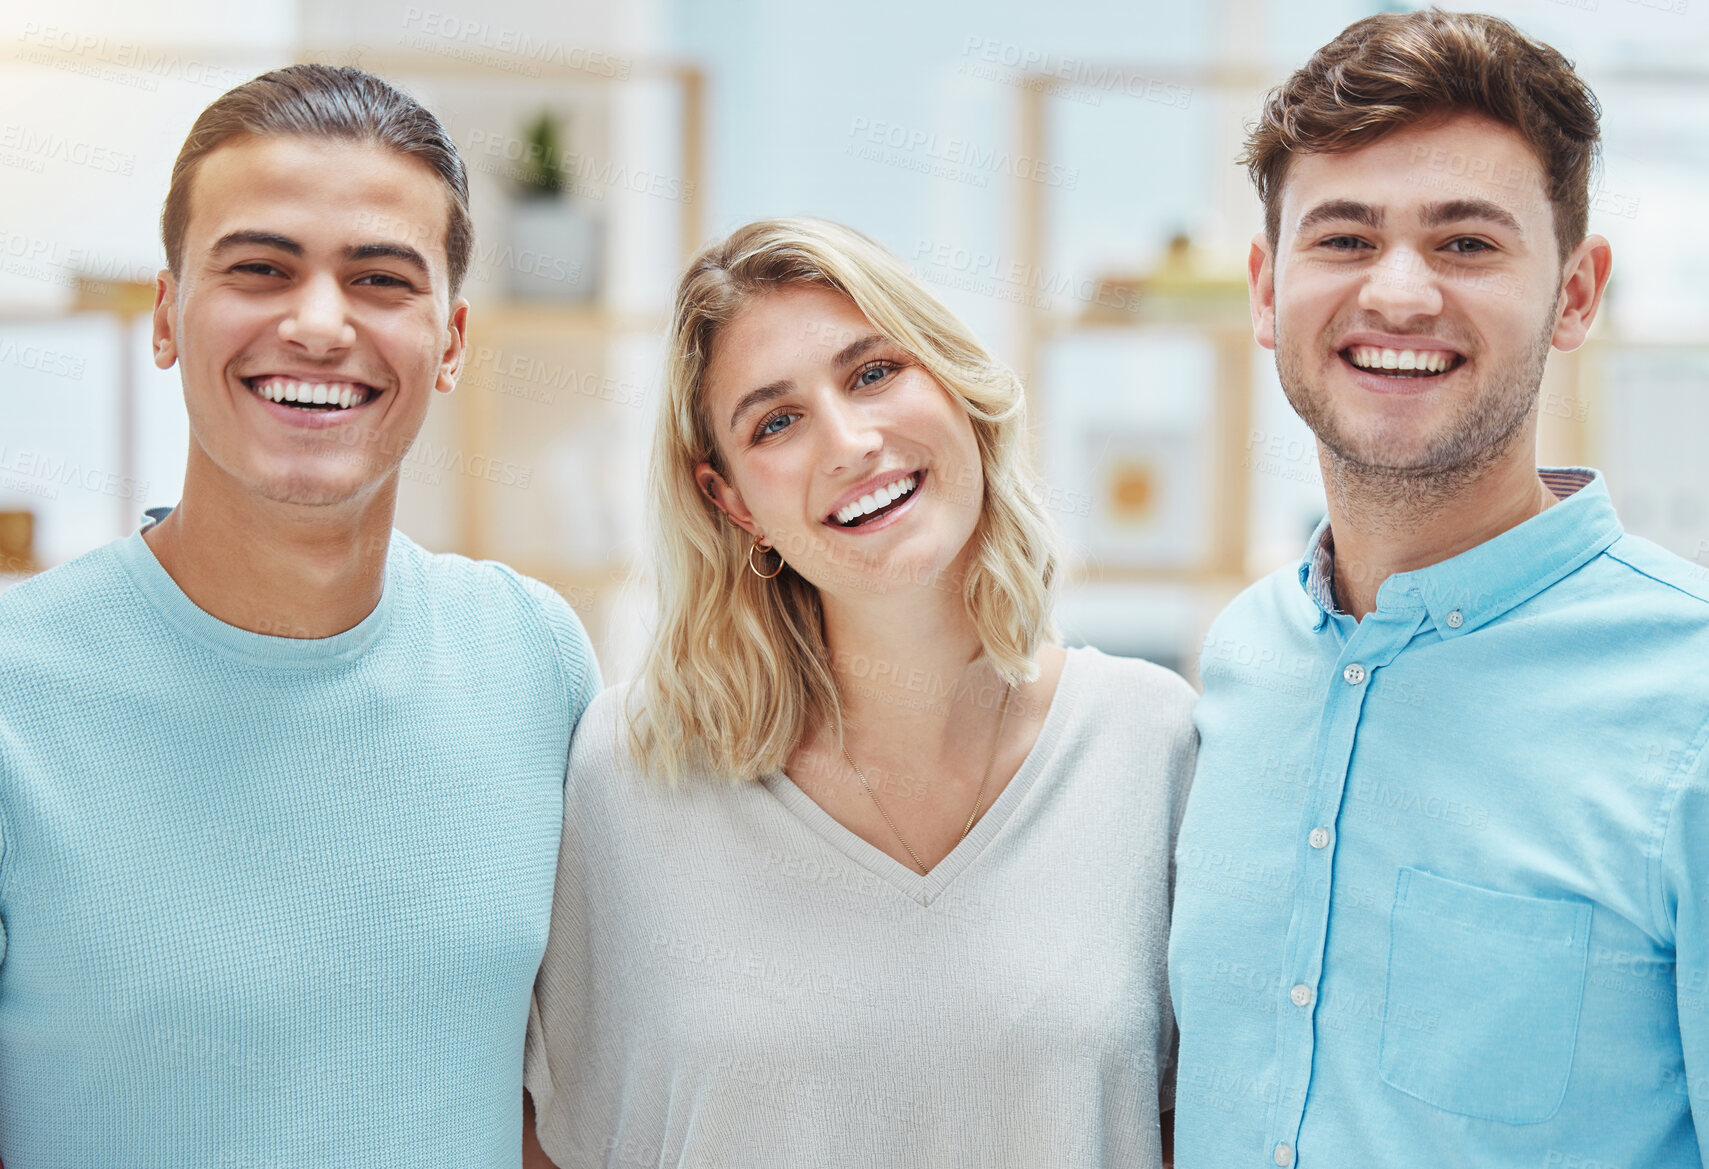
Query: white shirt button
1275,1142,1294,1166
1446,609,1464,629
1343,663,1366,685
1309,827,1331,849
1290,983,1313,1007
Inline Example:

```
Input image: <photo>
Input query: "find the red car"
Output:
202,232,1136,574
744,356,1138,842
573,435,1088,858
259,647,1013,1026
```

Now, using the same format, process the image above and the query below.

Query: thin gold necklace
840,681,1013,875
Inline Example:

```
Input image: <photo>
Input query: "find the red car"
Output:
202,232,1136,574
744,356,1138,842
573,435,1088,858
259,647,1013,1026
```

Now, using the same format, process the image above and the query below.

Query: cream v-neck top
525,647,1198,1167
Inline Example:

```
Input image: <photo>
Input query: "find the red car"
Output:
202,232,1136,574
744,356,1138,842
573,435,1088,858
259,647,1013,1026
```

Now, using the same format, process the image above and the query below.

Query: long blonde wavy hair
627,217,1060,780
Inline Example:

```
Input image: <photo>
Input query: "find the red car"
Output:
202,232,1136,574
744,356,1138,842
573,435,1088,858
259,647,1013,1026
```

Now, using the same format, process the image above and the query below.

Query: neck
817,562,992,751
1322,436,1555,620
143,449,398,638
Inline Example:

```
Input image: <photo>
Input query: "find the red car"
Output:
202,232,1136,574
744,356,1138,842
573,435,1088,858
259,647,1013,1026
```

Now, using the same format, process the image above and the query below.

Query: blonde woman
523,219,1196,1167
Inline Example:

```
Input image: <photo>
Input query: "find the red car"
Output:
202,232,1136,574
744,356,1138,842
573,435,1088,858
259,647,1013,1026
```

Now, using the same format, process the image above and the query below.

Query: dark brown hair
161,64,473,297
1243,8,1601,263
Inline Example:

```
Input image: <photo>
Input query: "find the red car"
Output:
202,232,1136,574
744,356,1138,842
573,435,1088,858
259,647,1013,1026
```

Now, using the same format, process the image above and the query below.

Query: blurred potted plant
506,109,602,303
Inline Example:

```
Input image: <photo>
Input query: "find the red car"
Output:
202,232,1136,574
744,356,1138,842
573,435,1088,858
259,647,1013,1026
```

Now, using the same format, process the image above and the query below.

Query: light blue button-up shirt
1169,468,1709,1167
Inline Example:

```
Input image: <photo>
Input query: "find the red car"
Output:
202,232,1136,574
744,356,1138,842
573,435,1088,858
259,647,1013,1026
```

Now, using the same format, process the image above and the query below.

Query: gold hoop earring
748,536,784,579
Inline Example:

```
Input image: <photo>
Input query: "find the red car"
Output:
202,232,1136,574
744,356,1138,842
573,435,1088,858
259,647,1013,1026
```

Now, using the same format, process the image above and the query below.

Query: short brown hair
1242,8,1601,264
161,64,473,298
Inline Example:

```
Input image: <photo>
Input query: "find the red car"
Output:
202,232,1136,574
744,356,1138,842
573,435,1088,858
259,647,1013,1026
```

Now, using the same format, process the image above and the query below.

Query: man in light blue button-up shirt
1169,9,1709,1168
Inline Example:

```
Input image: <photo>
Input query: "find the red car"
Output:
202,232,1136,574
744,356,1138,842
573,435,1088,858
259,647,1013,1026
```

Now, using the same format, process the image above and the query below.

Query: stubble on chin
1274,311,1556,517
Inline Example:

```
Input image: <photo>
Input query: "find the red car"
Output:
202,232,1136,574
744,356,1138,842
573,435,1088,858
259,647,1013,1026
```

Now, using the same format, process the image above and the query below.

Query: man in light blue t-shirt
0,66,596,1167
1171,9,1709,1168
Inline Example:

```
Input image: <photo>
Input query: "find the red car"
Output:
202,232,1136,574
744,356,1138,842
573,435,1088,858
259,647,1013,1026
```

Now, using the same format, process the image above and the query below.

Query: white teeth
834,475,919,524
1348,347,1456,374
250,377,371,410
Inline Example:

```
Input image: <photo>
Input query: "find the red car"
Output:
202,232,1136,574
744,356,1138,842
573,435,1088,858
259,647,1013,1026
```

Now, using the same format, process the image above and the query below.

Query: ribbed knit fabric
525,646,1198,1168
0,529,598,1168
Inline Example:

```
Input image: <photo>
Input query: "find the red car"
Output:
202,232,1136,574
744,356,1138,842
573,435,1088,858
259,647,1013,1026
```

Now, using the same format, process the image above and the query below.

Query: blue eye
855,361,898,387
1444,237,1493,254
755,410,799,440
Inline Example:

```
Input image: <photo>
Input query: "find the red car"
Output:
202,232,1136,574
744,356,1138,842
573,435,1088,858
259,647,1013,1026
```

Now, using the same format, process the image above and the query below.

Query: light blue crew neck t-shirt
0,527,599,1167
1170,469,1709,1167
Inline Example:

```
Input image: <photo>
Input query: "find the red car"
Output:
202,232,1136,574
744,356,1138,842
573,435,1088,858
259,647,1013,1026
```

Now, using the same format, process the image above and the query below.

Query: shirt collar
1297,467,1623,636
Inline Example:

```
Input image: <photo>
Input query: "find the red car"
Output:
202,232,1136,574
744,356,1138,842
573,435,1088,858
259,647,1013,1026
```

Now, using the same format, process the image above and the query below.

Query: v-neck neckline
761,648,1083,905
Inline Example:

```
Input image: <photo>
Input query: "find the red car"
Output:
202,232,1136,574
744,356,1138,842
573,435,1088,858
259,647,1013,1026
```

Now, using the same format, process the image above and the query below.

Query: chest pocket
1378,867,1591,1124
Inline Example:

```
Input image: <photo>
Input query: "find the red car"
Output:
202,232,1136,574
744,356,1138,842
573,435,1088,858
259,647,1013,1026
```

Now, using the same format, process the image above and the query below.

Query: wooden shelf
1012,69,1261,590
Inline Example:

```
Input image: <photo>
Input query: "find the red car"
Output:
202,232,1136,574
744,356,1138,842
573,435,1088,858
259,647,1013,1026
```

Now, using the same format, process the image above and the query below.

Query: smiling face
694,284,985,600
1253,113,1584,478
152,134,467,509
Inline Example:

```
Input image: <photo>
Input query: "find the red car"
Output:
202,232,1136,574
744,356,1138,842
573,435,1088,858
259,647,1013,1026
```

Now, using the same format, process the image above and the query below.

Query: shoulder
567,684,655,782
1053,647,1199,821
0,539,129,629
564,683,681,806
1060,645,1199,757
391,532,600,710
1204,559,1311,643
1068,645,1197,717
0,540,135,684
571,685,631,760
1600,533,1709,609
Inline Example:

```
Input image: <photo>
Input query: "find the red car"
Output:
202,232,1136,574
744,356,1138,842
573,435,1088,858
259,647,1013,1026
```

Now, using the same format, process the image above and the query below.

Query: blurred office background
2,0,1705,681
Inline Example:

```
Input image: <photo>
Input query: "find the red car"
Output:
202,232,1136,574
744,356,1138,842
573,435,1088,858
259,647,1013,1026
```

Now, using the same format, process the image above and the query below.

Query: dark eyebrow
728,379,792,433
1419,198,1524,236
210,230,303,257
209,232,430,278
1297,200,1384,234
343,241,431,276
830,333,887,368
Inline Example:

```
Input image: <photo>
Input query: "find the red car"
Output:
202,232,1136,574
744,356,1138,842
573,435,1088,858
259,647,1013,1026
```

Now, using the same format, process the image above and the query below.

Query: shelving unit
1010,65,1268,601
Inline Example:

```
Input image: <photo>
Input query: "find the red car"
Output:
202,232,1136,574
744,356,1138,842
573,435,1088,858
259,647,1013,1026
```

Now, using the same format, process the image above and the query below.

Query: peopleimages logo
0,123,135,175
17,24,249,91
398,9,631,77
465,129,695,204
0,447,148,502
847,117,1079,190
957,36,1194,110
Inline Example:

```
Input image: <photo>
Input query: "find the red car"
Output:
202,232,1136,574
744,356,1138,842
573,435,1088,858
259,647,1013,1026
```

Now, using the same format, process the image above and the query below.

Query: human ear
435,297,469,393
151,269,179,370
1551,234,1613,352
694,462,760,538
1248,232,1278,352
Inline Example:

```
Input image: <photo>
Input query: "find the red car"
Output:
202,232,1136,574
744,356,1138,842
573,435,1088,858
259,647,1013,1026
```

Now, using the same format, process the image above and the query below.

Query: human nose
1357,245,1444,322
819,391,883,475
276,273,356,354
